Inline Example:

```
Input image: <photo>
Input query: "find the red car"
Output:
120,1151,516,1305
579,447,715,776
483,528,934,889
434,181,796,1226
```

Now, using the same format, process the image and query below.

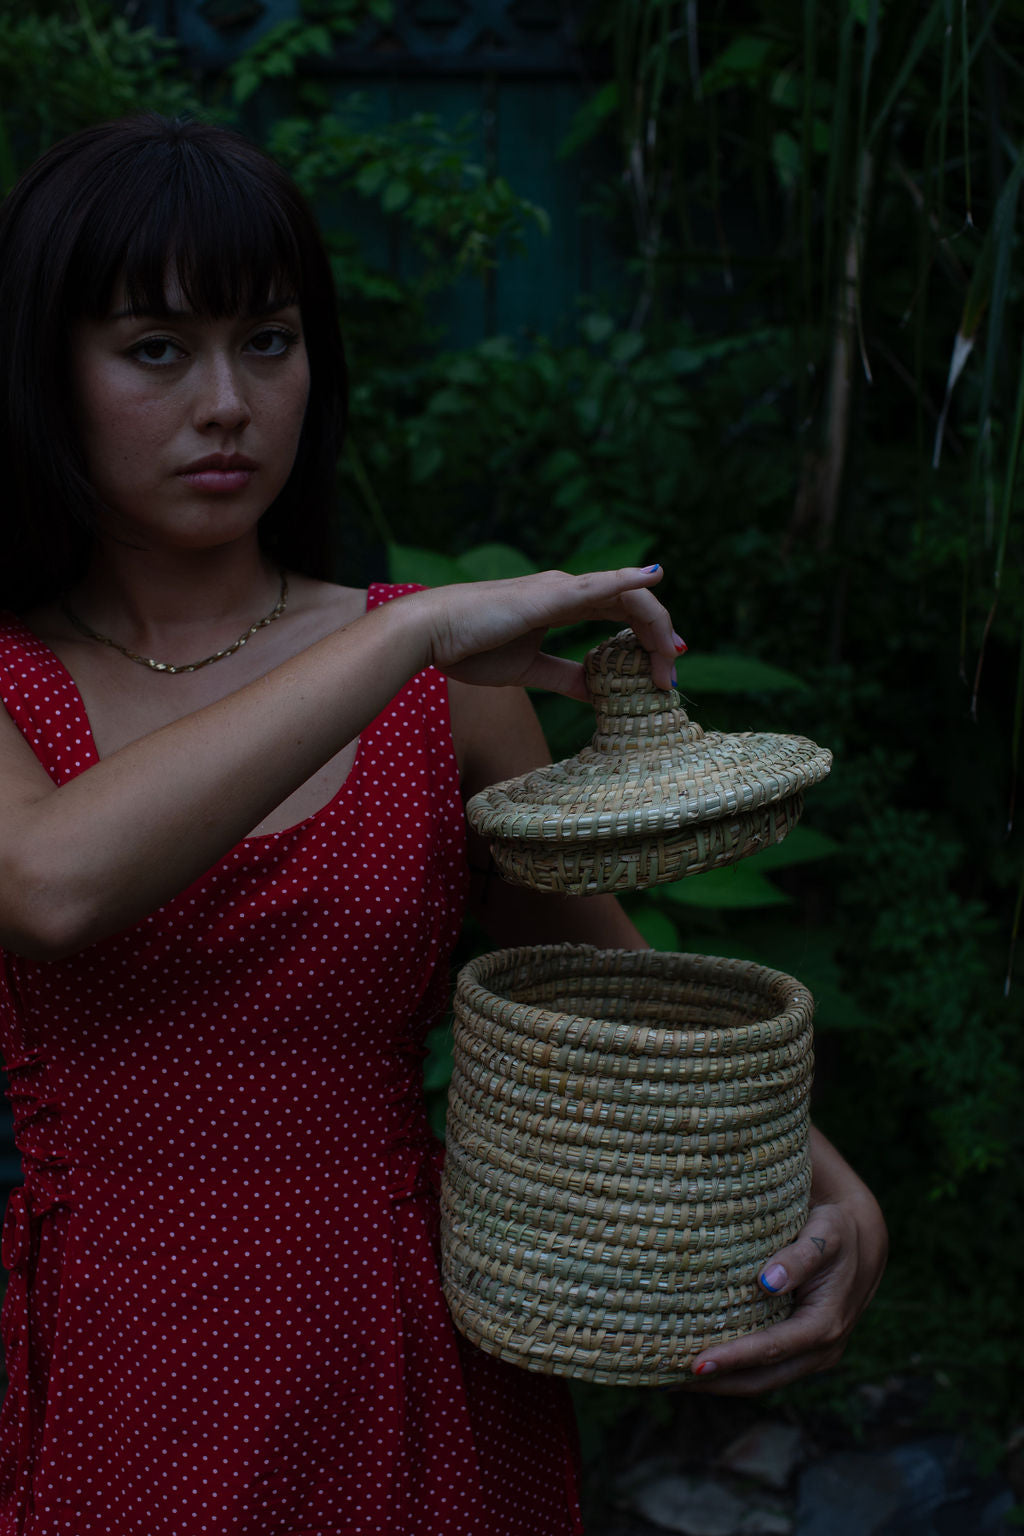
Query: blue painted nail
644,564,660,573
760,1264,788,1293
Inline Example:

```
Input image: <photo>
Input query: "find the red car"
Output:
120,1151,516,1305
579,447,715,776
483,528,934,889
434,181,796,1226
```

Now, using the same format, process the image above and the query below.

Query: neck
67,541,283,658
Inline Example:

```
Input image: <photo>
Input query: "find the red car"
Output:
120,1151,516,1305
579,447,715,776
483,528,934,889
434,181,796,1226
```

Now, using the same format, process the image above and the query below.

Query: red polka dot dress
0,585,584,1536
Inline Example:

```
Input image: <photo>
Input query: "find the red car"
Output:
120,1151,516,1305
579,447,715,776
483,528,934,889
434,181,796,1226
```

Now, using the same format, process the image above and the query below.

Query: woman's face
71,278,311,555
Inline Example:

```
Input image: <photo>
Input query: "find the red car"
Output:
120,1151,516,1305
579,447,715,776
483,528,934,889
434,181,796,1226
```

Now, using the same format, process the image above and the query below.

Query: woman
0,116,886,1535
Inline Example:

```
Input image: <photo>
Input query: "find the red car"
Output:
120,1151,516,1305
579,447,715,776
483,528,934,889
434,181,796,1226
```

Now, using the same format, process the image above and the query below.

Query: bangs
72,135,304,321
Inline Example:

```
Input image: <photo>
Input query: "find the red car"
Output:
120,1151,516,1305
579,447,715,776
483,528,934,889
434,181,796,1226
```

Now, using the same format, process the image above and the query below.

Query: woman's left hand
686,1127,888,1394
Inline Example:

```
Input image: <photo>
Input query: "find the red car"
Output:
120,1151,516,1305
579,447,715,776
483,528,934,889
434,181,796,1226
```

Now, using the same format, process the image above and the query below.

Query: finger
565,564,664,603
531,567,679,692
518,653,589,700
680,1349,834,1397
755,1211,840,1297
588,571,681,690
684,1312,841,1397
689,1297,833,1381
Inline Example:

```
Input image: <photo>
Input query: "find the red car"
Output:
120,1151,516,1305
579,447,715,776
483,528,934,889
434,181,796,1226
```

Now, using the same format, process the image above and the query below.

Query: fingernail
670,668,677,687
760,1264,788,1293
693,1361,718,1377
644,564,660,573
672,632,687,653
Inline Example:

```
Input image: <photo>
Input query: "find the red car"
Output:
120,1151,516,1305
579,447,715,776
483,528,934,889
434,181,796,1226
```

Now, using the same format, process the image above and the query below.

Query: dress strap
0,613,99,784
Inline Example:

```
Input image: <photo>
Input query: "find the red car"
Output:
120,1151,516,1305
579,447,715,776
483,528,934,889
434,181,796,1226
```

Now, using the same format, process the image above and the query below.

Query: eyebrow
110,296,300,321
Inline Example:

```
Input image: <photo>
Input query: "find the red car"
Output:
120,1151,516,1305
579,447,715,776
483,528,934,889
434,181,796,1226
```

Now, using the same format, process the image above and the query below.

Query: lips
178,453,258,494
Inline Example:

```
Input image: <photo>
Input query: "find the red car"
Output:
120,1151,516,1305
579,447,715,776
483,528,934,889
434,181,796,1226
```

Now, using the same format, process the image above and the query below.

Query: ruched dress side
0,584,583,1536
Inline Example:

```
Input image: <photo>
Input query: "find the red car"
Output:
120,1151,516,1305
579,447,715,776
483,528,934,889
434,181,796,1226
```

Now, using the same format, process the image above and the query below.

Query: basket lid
467,629,832,879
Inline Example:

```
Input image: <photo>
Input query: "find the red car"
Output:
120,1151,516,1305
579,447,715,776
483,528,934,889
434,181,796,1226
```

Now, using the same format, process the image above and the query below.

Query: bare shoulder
446,678,552,795
284,574,367,638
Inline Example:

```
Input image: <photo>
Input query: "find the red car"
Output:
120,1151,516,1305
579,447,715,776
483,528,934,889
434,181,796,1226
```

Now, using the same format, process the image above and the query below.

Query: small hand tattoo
810,1236,826,1255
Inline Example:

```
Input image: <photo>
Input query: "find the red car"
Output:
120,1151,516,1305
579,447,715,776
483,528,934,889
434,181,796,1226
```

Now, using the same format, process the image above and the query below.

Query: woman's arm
0,567,673,959
453,683,888,1391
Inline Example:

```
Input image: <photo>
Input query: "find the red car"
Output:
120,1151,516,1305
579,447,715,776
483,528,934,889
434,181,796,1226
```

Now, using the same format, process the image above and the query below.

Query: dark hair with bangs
0,114,347,612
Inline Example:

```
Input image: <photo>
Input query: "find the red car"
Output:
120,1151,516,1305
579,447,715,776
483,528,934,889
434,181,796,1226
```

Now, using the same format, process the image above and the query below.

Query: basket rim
455,945,815,1049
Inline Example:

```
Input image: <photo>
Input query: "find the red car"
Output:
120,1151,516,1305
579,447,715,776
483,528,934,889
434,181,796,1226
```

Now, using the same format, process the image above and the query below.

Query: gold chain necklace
61,571,289,675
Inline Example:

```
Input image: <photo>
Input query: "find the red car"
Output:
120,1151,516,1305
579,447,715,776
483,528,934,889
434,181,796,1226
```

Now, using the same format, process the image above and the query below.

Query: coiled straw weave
441,945,814,1385
467,629,832,895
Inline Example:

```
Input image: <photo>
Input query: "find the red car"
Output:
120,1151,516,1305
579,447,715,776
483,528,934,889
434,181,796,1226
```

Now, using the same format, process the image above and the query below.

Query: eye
129,336,186,366
245,327,299,357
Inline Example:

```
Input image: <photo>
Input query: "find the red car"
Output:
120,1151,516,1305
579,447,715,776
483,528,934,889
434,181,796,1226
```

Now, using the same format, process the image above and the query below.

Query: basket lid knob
584,629,704,752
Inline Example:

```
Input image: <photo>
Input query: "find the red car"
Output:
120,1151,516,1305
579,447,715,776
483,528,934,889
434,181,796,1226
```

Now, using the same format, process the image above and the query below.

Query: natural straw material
467,629,832,895
441,945,814,1385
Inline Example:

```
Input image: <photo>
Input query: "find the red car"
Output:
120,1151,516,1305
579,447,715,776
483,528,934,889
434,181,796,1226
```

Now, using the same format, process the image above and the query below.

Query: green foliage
0,0,198,186
839,808,1014,1187
267,104,549,277
388,540,535,586
341,316,755,567
228,0,390,103
659,863,793,910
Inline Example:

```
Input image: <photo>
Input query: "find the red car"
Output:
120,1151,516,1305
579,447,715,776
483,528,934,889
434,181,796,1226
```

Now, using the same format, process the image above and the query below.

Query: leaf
701,35,774,94
627,905,680,951
458,543,536,581
582,313,616,346
745,826,841,870
532,692,593,757
446,356,484,385
427,387,465,417
477,336,516,362
559,79,619,159
382,178,411,213
703,920,873,1034
932,330,974,469
610,331,644,365
677,655,810,693
233,67,260,104
387,543,464,586
562,539,653,575
659,865,791,908
666,328,782,375
355,159,388,195
423,1025,453,1090
772,130,801,192
553,476,591,511
410,442,443,483
540,449,584,484
973,146,1024,464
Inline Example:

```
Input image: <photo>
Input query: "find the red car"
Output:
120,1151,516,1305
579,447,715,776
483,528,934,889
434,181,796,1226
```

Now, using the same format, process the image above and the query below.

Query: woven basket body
441,946,814,1385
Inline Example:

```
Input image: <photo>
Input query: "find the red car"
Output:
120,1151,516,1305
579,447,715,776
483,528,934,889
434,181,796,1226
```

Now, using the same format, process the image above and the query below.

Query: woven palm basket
441,944,814,1386
467,630,832,895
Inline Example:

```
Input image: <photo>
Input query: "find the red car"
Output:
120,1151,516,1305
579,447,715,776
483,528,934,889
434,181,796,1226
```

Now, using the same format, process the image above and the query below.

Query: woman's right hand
412,565,679,695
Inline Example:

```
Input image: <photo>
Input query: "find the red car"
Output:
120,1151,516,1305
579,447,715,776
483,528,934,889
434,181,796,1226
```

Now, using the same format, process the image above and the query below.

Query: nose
193,353,251,433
